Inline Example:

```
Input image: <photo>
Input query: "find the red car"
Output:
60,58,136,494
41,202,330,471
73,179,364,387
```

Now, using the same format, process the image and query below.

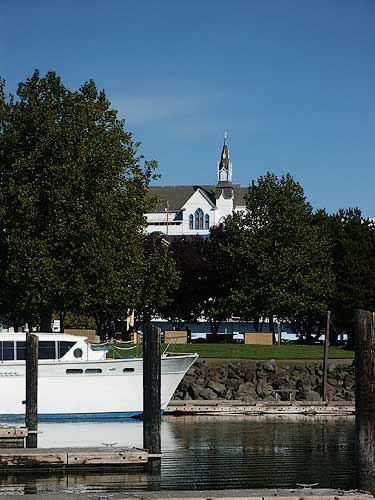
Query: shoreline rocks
173,359,355,402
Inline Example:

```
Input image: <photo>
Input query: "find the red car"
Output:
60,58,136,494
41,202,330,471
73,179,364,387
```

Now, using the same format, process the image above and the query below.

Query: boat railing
87,339,142,359
161,334,194,357
87,335,193,360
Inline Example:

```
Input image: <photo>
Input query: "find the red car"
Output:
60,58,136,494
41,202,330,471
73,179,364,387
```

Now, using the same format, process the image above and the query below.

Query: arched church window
204,214,210,229
194,208,204,230
189,214,193,229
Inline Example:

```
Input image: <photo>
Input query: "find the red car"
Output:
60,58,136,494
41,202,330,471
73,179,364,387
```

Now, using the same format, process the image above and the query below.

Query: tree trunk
40,311,52,332
59,310,65,333
253,316,260,332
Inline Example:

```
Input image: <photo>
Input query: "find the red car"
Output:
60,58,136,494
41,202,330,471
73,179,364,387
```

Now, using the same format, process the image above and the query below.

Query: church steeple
217,133,232,183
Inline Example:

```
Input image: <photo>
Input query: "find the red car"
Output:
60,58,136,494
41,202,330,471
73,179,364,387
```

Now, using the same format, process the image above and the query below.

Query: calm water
0,416,356,495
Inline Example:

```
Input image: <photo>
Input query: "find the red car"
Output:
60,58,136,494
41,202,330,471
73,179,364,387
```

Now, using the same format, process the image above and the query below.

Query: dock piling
322,310,330,401
25,333,38,448
143,323,161,456
355,308,375,492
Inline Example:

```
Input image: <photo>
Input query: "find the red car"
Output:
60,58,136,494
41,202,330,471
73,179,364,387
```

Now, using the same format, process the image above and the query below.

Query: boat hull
0,354,197,420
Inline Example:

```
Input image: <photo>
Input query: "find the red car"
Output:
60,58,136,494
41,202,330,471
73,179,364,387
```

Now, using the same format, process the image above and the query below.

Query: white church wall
180,189,216,236
216,193,234,223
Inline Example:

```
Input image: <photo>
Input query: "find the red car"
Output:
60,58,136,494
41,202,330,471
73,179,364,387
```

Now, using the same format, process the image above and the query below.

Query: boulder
199,387,217,400
227,368,240,379
256,368,267,379
344,374,355,390
237,382,257,401
226,378,241,391
188,383,206,399
263,359,277,372
303,389,321,401
223,389,233,400
256,379,273,397
207,380,226,396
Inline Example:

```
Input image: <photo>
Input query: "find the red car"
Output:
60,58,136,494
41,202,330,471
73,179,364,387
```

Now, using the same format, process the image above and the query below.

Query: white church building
146,140,247,236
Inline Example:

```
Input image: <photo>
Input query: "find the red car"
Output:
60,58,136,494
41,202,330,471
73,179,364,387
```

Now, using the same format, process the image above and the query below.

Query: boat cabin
0,332,106,363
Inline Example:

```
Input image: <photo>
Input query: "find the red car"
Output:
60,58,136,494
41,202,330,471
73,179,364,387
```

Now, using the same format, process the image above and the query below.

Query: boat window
66,369,83,374
38,341,56,359
123,367,135,373
73,348,83,358
16,341,27,360
0,341,15,361
85,368,102,374
58,341,75,358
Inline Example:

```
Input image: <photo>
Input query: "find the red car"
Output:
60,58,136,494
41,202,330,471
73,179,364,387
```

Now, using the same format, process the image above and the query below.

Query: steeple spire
217,133,232,183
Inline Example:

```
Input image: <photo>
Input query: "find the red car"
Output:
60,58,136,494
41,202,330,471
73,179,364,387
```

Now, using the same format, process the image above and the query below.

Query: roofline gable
181,186,216,210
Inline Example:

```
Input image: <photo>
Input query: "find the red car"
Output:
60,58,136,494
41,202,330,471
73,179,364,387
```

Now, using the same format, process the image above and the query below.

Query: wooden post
25,333,38,448
355,309,375,492
143,323,161,456
322,310,330,401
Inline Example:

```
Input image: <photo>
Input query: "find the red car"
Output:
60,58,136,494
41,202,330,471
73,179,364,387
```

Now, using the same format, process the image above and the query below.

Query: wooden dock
165,400,355,416
0,425,28,448
0,446,148,471
0,489,371,500
0,426,28,439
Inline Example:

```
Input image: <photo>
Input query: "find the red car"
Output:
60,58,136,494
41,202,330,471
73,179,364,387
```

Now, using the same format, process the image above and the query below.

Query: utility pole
322,310,330,401
165,201,169,236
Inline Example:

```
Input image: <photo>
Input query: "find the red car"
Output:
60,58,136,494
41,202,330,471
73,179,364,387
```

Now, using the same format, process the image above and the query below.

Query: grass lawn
111,343,354,360
161,343,355,360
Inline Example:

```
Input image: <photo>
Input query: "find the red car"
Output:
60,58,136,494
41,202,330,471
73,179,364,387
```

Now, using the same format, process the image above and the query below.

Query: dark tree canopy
314,208,375,345
158,230,231,334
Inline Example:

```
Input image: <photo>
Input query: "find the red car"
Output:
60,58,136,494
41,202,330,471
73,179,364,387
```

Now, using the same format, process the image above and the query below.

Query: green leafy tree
0,70,155,333
314,208,375,346
134,232,179,326
225,172,335,338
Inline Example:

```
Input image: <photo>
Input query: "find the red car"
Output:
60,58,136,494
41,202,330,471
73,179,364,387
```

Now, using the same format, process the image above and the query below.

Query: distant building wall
244,332,273,345
64,328,98,343
164,330,187,344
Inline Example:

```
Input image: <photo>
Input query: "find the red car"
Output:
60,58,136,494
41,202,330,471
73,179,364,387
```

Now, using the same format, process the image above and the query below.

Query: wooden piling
322,310,330,401
355,309,375,492
143,323,161,456
25,333,38,449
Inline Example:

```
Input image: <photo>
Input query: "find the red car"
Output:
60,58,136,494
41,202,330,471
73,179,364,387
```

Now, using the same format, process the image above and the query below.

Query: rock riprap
172,359,355,402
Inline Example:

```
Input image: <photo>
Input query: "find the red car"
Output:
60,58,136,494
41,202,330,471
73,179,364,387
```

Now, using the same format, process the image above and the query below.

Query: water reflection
0,416,356,495
163,415,355,490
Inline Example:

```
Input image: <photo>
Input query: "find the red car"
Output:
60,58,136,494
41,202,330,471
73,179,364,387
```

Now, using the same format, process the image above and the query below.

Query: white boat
0,332,198,420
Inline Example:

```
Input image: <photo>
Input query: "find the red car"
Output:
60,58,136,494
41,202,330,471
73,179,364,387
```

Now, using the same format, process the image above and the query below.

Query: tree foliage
0,70,158,334
158,230,231,334
134,232,179,325
314,208,375,345
224,172,334,335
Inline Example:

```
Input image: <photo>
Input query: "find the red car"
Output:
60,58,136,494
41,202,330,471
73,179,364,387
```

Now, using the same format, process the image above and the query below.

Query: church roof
149,184,247,212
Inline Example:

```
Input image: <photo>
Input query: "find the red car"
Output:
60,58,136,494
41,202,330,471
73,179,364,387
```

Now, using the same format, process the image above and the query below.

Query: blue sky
1,0,374,215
